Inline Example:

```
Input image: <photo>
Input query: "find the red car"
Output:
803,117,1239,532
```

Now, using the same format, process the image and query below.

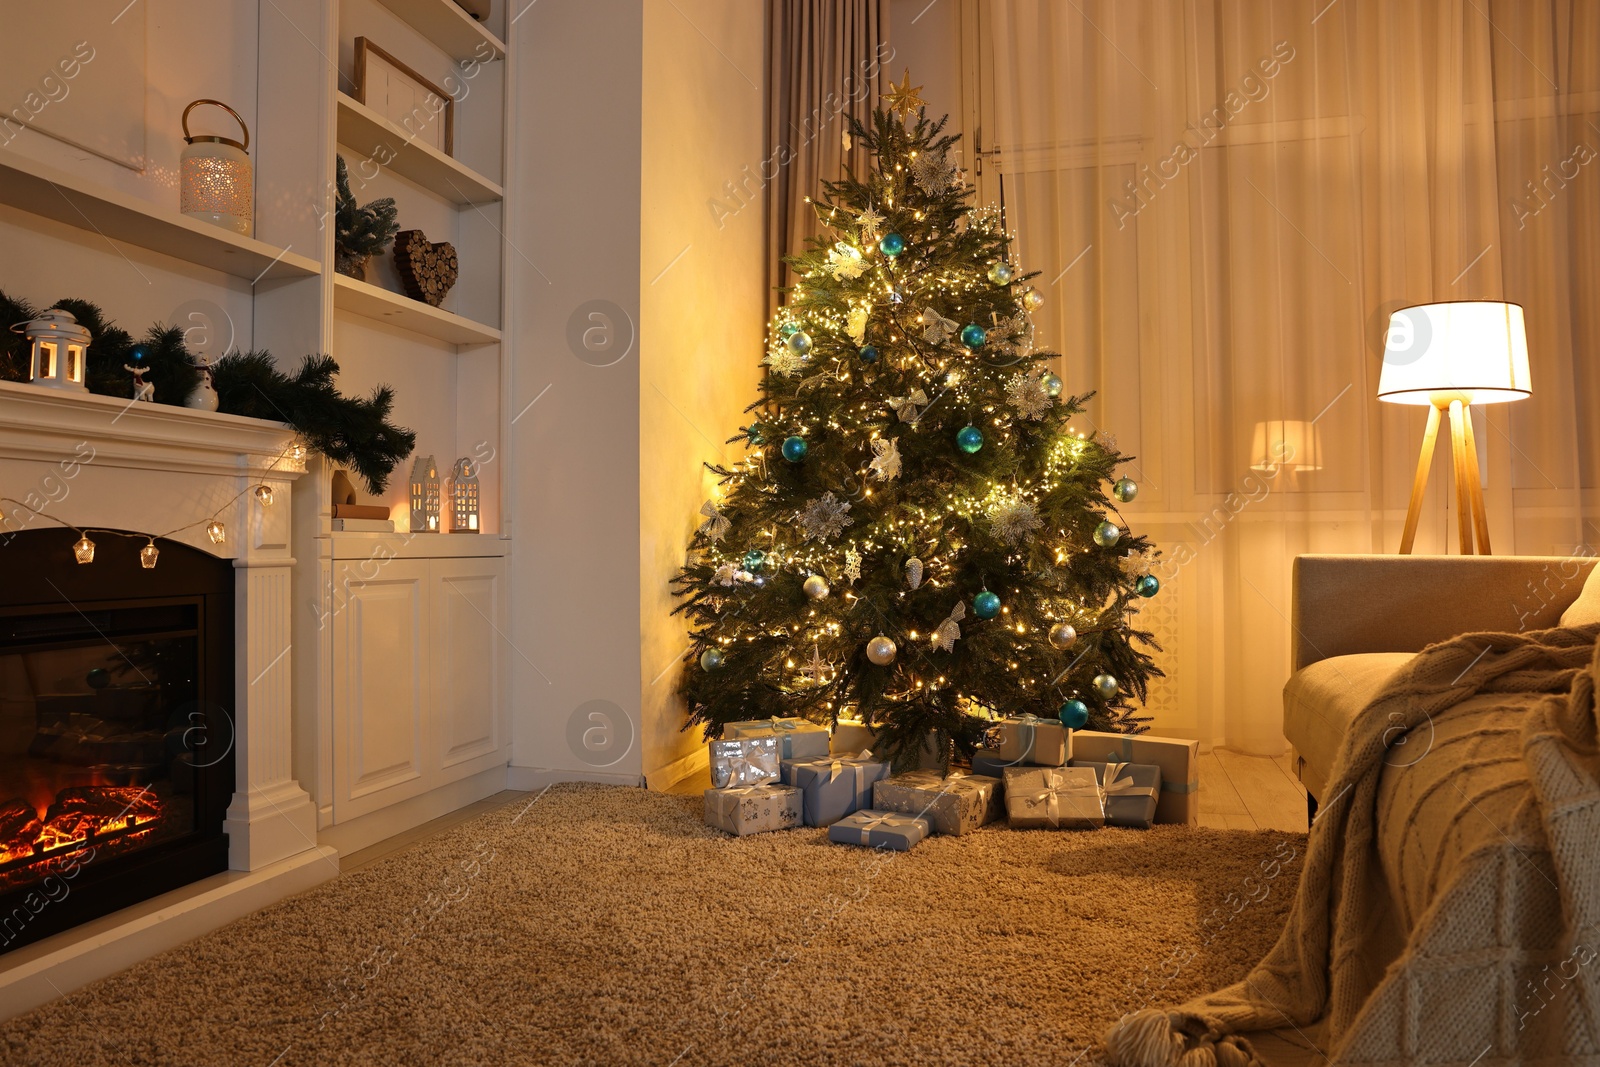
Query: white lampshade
1250,419,1322,471
1377,301,1530,405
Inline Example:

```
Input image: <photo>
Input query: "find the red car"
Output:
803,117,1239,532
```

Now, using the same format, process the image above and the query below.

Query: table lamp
1378,301,1530,554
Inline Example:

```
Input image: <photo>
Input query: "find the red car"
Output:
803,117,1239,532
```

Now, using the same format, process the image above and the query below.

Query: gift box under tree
872,770,1002,836
725,716,830,760
703,783,803,837
1070,730,1199,825
1003,765,1104,829
708,736,781,789
781,751,890,827
1071,760,1160,829
992,715,1071,766
826,809,930,851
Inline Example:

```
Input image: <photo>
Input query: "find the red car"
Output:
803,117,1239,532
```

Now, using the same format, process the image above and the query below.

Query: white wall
637,0,768,785
508,0,646,783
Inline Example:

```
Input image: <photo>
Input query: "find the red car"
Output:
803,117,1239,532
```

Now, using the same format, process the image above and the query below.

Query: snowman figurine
186,354,219,412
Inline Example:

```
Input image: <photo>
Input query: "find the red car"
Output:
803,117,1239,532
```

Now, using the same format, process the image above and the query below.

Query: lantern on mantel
14,308,90,393
450,457,480,534
409,455,441,533
180,99,253,236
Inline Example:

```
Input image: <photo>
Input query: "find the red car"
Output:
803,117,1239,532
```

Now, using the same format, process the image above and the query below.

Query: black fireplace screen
0,530,233,952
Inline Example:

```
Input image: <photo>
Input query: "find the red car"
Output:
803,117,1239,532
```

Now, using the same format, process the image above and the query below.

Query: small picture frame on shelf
354,37,454,156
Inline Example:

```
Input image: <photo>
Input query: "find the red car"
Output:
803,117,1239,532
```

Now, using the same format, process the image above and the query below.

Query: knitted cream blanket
1105,626,1600,1066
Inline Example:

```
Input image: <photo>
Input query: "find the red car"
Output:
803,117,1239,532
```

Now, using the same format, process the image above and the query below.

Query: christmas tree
673,77,1162,768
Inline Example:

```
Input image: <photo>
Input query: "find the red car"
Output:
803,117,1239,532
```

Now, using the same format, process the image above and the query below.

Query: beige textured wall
638,0,768,786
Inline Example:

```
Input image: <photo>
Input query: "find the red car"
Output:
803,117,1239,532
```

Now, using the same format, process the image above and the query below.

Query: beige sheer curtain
983,0,1599,753
767,0,891,307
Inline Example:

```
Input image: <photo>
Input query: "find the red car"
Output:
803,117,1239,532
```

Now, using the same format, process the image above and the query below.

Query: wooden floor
669,747,1310,833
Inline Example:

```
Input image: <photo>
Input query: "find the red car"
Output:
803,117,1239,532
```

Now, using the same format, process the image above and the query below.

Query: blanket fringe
1103,1010,1263,1067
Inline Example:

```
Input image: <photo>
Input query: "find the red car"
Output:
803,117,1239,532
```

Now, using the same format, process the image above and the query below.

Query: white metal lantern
15,308,90,393
409,455,441,532
450,457,480,534
180,99,254,236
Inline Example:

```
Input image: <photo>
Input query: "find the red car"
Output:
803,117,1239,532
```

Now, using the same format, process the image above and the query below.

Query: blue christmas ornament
1137,574,1160,598
956,425,984,454
879,232,906,257
781,435,808,462
1093,673,1119,700
700,648,725,671
777,322,800,339
973,590,1002,619
859,345,879,363
743,549,766,572
1094,520,1121,547
1059,699,1090,729
786,331,813,357
1043,373,1063,397
960,324,987,349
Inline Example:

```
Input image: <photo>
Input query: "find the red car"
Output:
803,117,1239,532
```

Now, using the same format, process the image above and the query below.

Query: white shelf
336,93,503,206
329,530,509,559
0,150,320,283
371,0,507,61
333,272,501,345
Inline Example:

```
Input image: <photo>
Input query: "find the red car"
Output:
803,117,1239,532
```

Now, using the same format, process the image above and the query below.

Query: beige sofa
1283,553,1595,817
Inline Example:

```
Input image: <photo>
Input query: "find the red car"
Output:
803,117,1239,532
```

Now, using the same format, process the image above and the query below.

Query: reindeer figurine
125,363,155,403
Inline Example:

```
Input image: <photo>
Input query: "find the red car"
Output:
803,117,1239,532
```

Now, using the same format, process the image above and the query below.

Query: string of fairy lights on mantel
0,440,305,570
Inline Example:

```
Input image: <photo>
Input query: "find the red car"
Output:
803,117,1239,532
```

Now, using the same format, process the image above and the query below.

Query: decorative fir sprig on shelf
333,155,400,277
1,289,416,495
671,89,1163,770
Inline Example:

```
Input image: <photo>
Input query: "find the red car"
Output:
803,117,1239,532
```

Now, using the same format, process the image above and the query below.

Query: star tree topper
884,69,926,120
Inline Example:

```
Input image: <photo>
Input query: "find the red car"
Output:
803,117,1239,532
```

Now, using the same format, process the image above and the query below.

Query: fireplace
0,528,234,953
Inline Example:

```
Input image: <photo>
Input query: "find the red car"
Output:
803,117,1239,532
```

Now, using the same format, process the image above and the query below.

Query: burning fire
0,787,161,868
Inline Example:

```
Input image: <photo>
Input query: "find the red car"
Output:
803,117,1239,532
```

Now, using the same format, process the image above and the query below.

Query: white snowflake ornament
857,206,886,243
798,492,854,543
844,549,862,584
986,495,1044,545
912,151,955,193
1005,373,1053,420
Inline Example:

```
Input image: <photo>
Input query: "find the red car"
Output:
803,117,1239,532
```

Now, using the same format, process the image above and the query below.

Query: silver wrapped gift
871,770,1003,836
993,715,1071,766
708,736,781,788
1003,765,1104,829
703,784,803,836
725,716,830,760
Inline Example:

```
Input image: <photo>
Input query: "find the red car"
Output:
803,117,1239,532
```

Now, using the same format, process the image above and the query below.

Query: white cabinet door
332,559,430,821
428,557,507,775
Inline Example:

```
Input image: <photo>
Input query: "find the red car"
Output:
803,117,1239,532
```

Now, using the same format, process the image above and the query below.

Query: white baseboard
317,765,510,857
505,765,645,790
644,744,708,790
0,845,339,1022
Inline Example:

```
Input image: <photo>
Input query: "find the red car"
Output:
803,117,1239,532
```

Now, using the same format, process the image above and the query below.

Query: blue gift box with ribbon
826,809,930,851
781,751,891,827
1069,730,1200,825
725,716,831,760
1070,760,1161,829
971,747,1027,782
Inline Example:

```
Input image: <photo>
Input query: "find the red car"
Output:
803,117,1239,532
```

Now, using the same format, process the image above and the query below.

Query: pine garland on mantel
0,289,416,493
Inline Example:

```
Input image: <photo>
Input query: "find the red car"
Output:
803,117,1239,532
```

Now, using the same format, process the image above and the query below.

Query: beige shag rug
0,784,1302,1067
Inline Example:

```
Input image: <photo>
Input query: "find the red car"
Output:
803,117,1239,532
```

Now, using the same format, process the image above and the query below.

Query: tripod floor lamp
1378,301,1531,555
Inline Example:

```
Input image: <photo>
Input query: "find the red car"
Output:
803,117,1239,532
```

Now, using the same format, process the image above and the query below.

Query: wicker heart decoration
394,229,459,307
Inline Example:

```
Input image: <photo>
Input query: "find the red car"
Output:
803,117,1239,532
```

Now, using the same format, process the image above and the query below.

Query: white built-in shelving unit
0,0,516,853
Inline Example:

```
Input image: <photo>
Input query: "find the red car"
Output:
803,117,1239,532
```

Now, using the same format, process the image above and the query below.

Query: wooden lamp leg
1457,404,1492,554
1399,403,1443,555
1446,401,1476,554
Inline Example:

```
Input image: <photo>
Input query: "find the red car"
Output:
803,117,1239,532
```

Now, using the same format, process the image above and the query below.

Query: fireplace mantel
0,380,315,876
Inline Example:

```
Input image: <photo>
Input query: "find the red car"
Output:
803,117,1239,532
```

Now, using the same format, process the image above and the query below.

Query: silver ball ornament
1043,373,1063,398
1022,288,1044,311
803,574,830,600
1094,521,1122,547
700,648,725,671
1048,622,1078,650
987,261,1015,285
1112,477,1138,503
1093,673,1119,700
866,635,898,666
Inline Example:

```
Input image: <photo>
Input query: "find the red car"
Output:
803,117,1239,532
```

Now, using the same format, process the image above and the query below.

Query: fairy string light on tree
672,79,1163,768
